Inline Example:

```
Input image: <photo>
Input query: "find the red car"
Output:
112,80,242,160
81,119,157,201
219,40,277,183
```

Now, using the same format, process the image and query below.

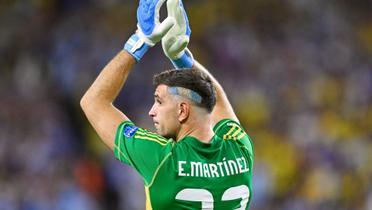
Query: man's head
149,68,216,138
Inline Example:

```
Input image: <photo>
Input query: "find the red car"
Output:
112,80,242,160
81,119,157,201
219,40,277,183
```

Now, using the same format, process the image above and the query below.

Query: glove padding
124,0,175,61
162,0,194,68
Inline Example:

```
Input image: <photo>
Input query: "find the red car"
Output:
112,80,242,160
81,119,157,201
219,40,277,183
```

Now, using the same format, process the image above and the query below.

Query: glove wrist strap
171,48,194,69
124,33,151,62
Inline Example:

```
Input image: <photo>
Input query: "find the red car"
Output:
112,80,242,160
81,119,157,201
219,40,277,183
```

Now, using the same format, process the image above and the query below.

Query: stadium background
0,0,371,209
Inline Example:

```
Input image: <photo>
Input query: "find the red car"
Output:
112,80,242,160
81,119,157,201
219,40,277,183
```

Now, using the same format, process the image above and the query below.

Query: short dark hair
153,68,216,113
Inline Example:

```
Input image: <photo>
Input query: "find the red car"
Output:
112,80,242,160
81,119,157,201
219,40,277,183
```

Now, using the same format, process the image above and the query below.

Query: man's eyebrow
154,94,160,99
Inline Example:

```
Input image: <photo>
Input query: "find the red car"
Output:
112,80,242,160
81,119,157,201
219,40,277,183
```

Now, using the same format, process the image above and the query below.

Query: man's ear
178,102,190,123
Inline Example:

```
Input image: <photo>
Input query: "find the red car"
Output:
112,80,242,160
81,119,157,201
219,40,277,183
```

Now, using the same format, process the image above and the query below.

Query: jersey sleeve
213,119,254,158
113,121,172,185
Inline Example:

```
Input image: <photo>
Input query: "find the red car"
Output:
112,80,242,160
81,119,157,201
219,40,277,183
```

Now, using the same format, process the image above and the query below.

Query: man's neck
176,121,214,144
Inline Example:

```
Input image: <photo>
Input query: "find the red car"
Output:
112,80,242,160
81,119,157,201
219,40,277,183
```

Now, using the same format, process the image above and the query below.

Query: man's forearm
193,60,239,123
80,50,135,149
193,60,224,98
81,50,135,107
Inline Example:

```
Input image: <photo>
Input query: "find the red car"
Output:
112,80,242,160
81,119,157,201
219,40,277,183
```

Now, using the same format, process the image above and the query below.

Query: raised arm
80,0,174,150
80,51,135,150
192,60,239,125
161,0,239,126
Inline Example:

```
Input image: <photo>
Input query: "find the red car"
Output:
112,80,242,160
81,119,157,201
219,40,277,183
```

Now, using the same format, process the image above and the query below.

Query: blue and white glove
124,0,175,62
162,0,194,69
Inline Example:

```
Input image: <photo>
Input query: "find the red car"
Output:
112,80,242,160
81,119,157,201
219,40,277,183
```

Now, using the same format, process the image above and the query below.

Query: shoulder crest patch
123,125,139,138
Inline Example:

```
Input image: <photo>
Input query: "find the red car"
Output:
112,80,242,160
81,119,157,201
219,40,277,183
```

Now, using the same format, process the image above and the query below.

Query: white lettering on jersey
178,161,187,176
178,157,250,178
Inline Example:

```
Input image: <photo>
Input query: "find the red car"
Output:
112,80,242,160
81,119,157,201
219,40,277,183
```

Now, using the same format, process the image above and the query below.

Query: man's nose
148,105,156,117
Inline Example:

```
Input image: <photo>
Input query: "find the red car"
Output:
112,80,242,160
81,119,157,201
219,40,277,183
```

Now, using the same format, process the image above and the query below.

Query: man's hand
162,0,194,68
124,0,175,61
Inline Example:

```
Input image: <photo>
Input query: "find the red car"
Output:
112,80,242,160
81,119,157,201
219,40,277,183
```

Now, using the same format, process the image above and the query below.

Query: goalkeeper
81,0,254,209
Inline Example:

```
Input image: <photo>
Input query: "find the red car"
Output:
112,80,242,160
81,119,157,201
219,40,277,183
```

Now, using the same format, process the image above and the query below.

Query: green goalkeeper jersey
114,118,254,210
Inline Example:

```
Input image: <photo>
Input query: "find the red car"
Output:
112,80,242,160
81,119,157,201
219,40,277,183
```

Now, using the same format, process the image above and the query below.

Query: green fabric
114,119,254,209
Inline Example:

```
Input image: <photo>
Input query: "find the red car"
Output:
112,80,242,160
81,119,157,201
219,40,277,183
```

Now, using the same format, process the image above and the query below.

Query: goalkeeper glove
162,0,194,69
124,0,175,62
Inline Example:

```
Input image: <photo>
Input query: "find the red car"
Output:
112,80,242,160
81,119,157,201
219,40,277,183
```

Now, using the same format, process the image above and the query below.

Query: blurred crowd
0,0,371,209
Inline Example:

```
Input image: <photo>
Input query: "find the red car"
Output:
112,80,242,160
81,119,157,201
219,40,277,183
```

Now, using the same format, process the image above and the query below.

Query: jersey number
175,185,250,209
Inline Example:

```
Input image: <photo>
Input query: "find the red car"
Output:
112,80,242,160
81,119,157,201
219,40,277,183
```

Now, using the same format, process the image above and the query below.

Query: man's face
148,84,180,138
